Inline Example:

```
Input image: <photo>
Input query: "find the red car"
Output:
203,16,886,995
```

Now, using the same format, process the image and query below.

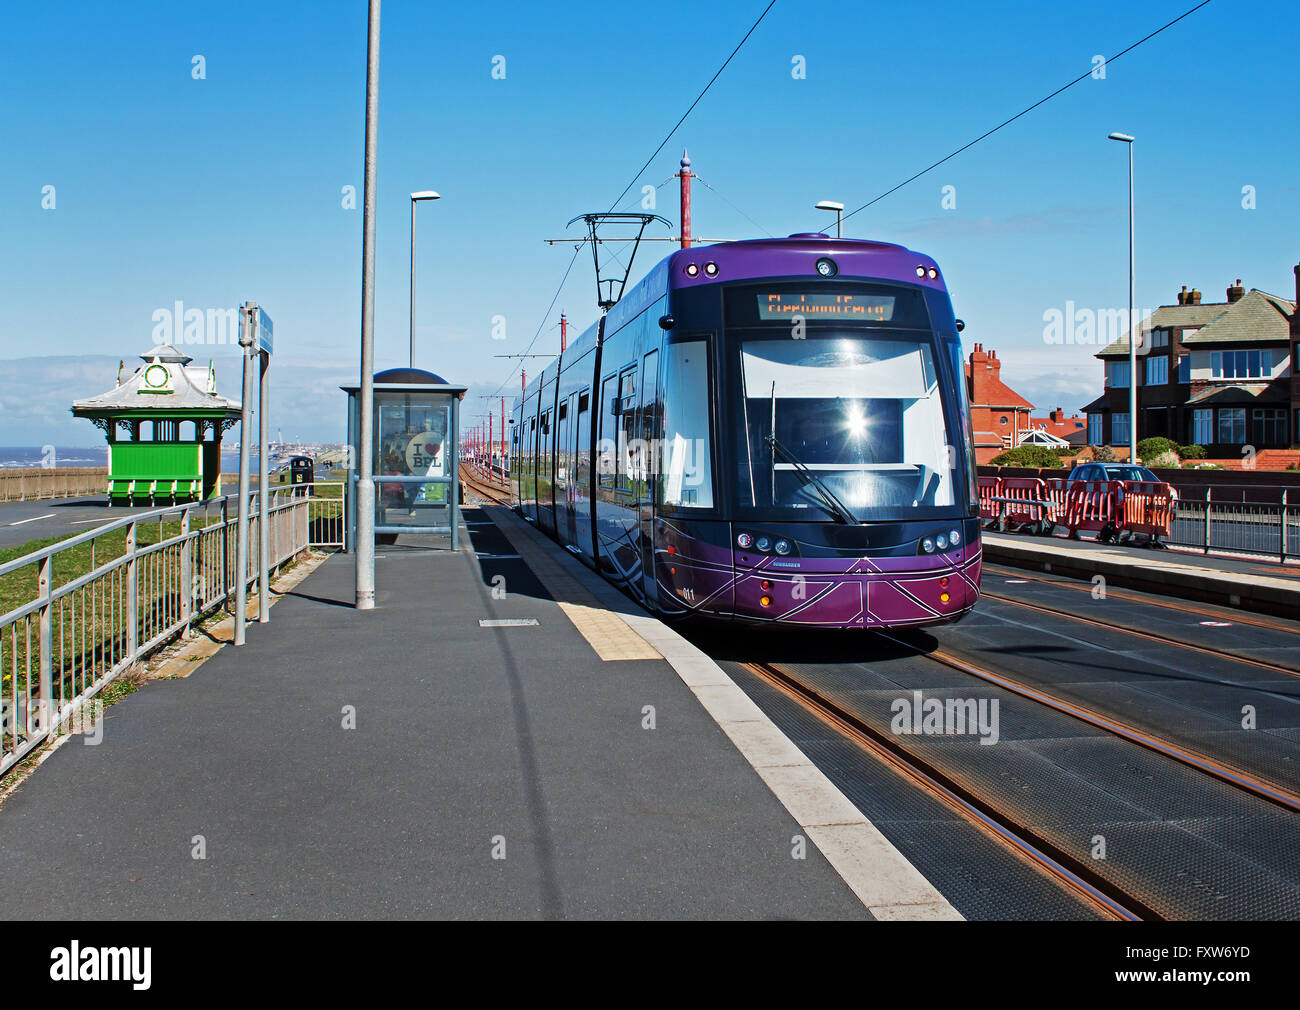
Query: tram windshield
733,333,962,520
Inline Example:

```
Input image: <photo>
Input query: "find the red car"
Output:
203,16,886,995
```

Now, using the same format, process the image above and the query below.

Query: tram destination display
757,292,896,321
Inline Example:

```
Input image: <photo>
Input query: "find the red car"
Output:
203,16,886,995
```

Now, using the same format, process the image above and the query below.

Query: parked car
1067,462,1178,543
1067,463,1161,485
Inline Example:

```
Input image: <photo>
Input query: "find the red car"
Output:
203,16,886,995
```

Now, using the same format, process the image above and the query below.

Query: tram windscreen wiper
765,433,858,524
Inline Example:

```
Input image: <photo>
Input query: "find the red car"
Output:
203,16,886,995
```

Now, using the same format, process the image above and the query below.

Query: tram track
877,632,1300,814
983,562,1300,638
458,465,512,505
976,587,1300,682
741,659,1152,921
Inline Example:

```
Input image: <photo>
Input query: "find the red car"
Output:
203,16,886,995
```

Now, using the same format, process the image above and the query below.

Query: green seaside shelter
71,344,241,504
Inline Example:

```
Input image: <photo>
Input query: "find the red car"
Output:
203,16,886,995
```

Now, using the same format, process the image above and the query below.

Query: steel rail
877,633,1300,815
458,464,512,505
742,660,1152,922
982,562,1300,637
978,587,1300,679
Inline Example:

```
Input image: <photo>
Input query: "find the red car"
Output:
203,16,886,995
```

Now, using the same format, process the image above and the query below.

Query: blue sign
254,307,273,355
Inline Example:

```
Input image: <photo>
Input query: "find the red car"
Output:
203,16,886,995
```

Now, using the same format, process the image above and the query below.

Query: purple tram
509,234,982,628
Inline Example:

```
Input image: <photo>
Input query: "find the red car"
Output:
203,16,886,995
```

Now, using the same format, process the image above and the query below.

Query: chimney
1227,279,1245,303
1177,285,1188,305
1050,407,1063,424
1190,288,1202,305
968,344,992,404
1293,263,1300,338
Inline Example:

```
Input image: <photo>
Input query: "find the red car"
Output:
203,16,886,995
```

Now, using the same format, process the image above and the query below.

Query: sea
0,446,265,472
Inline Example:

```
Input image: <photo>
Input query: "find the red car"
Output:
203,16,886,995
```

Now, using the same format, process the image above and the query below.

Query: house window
1177,354,1189,384
1104,360,1130,388
1111,412,1130,446
1212,349,1266,379
999,415,1008,425
1253,408,1285,446
1192,409,1212,445
1150,328,1169,348
1087,414,1105,446
1217,408,1246,444
1145,356,1168,385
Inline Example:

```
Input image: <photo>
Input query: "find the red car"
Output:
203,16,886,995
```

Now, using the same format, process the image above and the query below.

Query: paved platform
983,531,1300,617
0,506,957,920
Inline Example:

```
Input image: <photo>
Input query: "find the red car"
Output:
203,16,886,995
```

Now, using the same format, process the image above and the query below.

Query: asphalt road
0,495,161,551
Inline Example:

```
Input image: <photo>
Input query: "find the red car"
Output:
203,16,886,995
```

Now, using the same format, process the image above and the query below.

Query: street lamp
815,200,844,238
410,190,441,369
1108,132,1136,464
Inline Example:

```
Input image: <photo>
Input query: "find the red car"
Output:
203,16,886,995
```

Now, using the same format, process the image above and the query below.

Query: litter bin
289,455,314,495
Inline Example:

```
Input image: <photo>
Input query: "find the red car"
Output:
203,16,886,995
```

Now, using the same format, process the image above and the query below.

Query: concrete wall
0,467,108,502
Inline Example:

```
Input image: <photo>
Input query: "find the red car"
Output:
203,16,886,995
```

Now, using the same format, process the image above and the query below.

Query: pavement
0,505,933,920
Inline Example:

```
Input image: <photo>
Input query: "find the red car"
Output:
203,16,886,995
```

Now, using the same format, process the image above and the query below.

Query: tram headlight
685,263,699,277
949,528,962,547
915,265,925,277
936,533,949,551
736,532,752,549
774,538,791,556
755,535,772,552
704,261,719,276
927,267,938,279
921,536,935,554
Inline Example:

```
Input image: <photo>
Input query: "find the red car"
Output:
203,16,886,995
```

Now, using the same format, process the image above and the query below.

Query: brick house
1084,269,1298,454
964,343,1033,464
1027,407,1086,446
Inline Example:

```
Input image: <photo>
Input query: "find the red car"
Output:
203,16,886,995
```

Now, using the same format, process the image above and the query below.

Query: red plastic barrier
977,475,1002,522
1000,476,1048,527
1118,480,1175,539
1044,478,1071,530
1065,481,1120,537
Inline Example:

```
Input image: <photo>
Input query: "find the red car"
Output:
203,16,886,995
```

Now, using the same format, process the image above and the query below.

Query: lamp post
1109,132,1136,463
356,0,381,611
409,190,440,369
815,200,844,238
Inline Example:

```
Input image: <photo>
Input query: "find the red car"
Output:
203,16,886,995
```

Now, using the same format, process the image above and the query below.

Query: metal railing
1166,487,1298,563
0,486,333,775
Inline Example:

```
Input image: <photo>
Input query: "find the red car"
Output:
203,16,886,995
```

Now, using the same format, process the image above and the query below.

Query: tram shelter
341,367,466,548
71,344,241,504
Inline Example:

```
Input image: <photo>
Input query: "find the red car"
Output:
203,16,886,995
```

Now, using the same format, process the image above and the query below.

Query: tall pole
1127,141,1136,464
258,345,270,623
409,197,416,370
356,0,380,611
234,304,254,645
677,149,693,249
560,312,567,354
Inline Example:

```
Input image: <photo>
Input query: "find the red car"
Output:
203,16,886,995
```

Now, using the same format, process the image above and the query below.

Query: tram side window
598,376,617,489
576,389,591,488
638,349,659,500
617,367,637,494
659,340,713,508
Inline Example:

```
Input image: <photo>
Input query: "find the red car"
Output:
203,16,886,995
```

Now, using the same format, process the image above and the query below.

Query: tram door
637,349,660,606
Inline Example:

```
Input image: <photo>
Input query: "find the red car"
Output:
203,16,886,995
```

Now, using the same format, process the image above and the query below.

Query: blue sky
2,0,1296,445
